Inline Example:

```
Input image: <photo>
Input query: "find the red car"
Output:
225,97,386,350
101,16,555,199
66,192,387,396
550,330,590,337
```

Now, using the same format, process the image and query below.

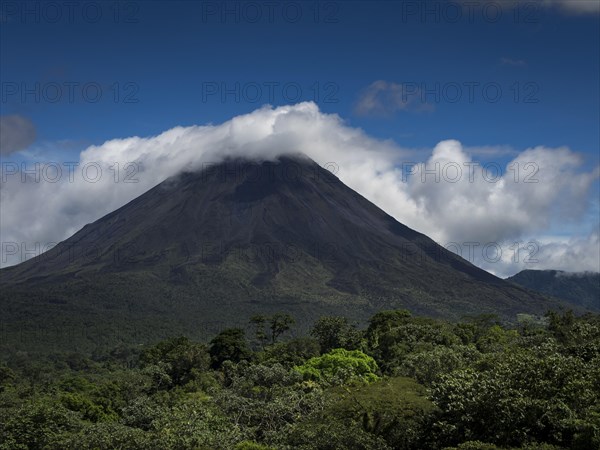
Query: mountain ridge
507,269,600,312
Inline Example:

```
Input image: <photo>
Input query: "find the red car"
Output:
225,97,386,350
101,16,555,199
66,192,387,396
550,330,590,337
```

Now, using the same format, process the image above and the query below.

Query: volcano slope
0,155,562,352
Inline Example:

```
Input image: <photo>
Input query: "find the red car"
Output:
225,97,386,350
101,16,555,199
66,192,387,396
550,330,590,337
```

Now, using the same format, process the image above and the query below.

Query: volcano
0,155,561,352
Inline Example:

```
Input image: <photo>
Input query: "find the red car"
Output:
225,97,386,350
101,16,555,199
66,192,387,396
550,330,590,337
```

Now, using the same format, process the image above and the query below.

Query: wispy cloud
547,0,600,15
354,80,435,117
463,145,520,158
467,0,600,15
0,115,37,155
501,57,527,67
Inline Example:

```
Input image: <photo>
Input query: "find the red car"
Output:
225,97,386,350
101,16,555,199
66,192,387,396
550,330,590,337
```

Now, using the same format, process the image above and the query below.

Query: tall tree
209,328,251,368
249,315,269,349
310,316,362,353
269,313,295,344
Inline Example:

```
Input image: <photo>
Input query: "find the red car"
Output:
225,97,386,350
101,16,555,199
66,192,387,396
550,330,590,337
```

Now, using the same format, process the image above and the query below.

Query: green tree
149,400,244,449
0,364,16,392
475,325,519,353
214,362,324,442
295,348,379,385
257,337,320,368
546,309,575,342
235,442,275,450
430,348,599,448
269,313,295,344
57,422,152,449
397,344,480,385
366,311,459,373
140,336,210,387
325,377,437,449
249,314,295,346
310,316,362,353
277,419,392,450
250,315,269,349
209,328,251,369
367,310,412,345
0,398,83,450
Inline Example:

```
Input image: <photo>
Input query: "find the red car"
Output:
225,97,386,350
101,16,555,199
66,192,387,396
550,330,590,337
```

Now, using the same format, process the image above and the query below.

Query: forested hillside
1,310,599,449
508,270,600,312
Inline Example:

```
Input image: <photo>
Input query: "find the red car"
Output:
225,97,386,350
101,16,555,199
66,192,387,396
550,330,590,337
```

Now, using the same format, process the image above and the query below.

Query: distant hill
0,155,563,353
507,270,599,312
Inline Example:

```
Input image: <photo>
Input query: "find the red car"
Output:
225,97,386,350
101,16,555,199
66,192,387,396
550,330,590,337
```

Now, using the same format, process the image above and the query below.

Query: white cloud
1,102,598,277
532,231,600,272
447,231,600,278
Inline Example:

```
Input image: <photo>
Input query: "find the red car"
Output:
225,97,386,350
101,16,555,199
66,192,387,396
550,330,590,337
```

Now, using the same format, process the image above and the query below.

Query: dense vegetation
1,310,599,449
507,270,600,313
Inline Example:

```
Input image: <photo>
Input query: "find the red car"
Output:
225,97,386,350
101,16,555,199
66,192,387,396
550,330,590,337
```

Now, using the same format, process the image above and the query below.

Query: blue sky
1,1,599,153
1,0,599,275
